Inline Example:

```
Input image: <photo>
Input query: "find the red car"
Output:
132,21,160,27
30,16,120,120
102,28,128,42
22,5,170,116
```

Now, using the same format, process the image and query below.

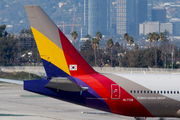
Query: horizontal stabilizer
0,78,23,85
45,77,89,92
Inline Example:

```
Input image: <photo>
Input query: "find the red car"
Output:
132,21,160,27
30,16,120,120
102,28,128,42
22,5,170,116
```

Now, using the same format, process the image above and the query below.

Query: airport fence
93,67,180,74
0,66,180,76
0,66,46,76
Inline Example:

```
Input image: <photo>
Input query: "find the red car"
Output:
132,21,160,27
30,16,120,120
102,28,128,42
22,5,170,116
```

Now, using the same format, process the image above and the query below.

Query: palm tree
114,42,120,50
71,31,78,48
160,32,165,43
96,32,102,65
163,29,169,43
153,32,160,44
96,31,102,42
85,34,91,40
91,38,99,66
152,32,160,67
147,33,153,48
133,44,139,51
106,38,114,67
123,33,129,49
129,36,134,47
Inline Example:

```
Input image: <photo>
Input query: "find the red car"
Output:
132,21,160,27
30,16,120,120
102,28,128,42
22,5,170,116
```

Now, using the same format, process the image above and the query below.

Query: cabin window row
130,90,179,94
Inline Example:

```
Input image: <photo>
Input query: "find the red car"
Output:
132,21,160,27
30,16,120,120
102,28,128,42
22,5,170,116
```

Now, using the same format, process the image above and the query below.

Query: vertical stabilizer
24,5,97,77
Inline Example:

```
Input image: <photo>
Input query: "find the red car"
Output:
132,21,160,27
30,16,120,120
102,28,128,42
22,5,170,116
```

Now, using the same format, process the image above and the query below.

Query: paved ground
0,83,180,120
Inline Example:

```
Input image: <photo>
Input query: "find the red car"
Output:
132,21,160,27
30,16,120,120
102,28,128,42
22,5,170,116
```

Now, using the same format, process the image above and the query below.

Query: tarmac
0,83,180,120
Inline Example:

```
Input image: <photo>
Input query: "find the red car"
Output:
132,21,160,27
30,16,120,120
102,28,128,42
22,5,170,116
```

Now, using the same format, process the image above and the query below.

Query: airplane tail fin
24,5,97,77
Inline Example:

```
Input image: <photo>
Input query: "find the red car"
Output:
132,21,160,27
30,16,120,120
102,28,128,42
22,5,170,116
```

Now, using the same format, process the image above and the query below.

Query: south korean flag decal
69,65,77,71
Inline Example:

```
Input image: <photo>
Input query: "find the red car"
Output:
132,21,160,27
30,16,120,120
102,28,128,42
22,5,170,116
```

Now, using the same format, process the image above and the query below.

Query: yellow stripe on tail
31,26,71,76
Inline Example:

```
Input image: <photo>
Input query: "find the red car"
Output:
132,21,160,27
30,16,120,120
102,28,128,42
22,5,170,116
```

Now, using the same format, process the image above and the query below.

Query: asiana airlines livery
2,5,180,119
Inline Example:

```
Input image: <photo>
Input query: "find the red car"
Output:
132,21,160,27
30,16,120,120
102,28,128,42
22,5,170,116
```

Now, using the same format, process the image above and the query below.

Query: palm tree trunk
155,42,157,67
125,41,127,49
73,39,76,48
94,48,96,66
97,47,100,66
111,48,113,67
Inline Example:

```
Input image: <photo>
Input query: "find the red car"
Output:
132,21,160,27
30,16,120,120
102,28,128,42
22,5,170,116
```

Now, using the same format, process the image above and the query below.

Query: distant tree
123,33,129,49
159,32,165,62
115,42,120,48
25,29,32,34
163,30,169,43
96,31,102,42
80,49,95,66
133,44,139,51
115,42,120,52
71,31,78,47
80,40,93,51
152,32,160,67
153,32,160,45
85,34,91,40
20,29,32,34
160,32,164,42
96,32,102,65
0,36,18,66
120,49,163,68
106,38,114,67
113,42,120,58
120,43,124,50
80,40,94,66
91,38,99,66
0,24,7,37
129,36,134,46
20,29,26,34
147,33,153,48
159,30,170,63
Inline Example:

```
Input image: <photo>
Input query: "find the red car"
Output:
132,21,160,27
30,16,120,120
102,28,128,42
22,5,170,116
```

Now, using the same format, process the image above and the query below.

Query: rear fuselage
24,73,180,118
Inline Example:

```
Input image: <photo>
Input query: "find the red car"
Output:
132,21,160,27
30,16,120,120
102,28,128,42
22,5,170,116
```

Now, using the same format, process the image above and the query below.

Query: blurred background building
170,18,180,36
116,0,148,39
84,0,110,37
139,21,173,35
152,7,166,23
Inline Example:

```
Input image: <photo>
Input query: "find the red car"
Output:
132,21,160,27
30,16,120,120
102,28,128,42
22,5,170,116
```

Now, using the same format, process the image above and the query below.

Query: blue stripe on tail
42,59,70,77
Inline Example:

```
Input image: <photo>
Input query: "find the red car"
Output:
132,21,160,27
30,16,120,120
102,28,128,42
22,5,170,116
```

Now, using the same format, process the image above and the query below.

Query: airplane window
141,90,142,93
174,91,176,94
134,90,136,93
164,91,166,94
167,91,169,94
157,91,159,93
144,91,146,93
137,90,139,93
171,91,172,94
147,91,149,94
130,90,132,93
178,91,179,94
151,91,153,94
154,91,156,93
161,91,162,94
